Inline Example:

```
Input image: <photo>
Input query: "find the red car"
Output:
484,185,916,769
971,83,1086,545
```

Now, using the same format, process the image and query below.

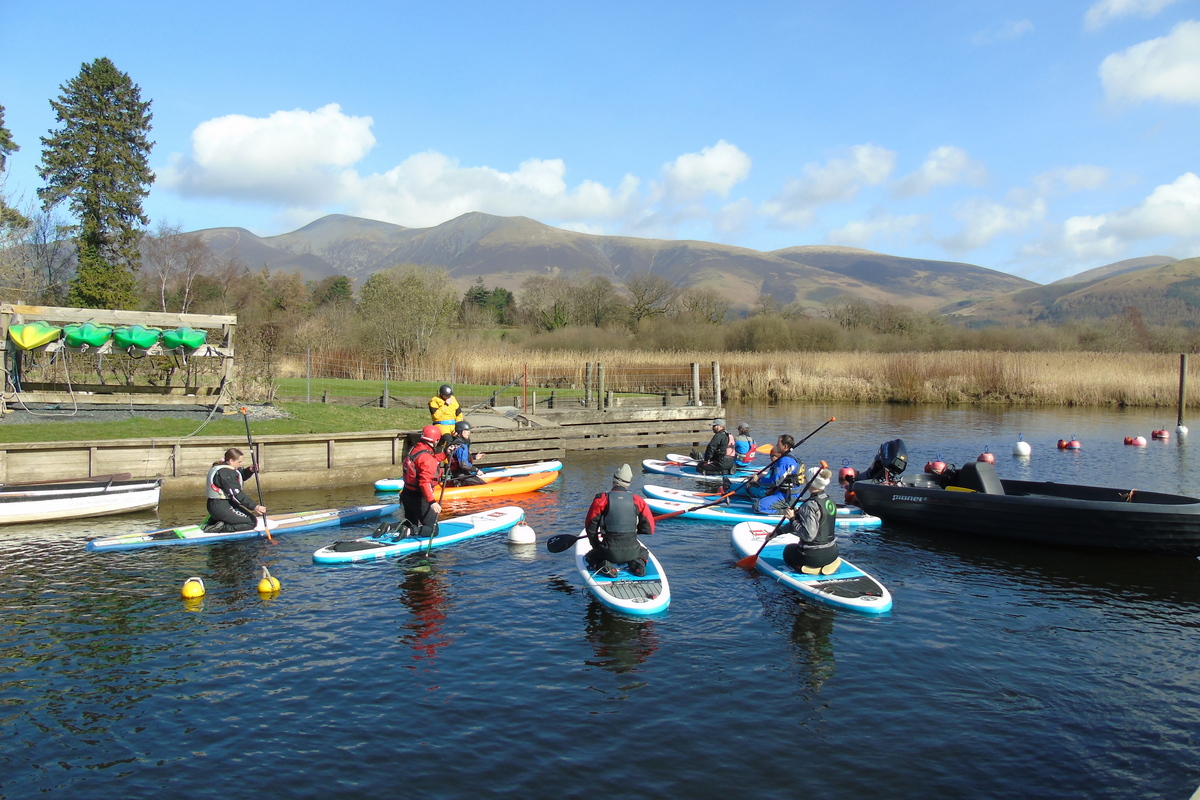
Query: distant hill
948,257,1200,326
190,212,1036,312
1051,255,1177,285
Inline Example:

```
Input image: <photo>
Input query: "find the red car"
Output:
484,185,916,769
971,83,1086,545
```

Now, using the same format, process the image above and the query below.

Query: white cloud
1062,172,1200,255
660,140,752,202
1100,20,1200,104
971,19,1034,45
1084,0,1180,32
941,194,1047,252
164,109,761,237
894,146,986,197
714,198,756,234
1032,165,1111,194
761,144,896,228
161,104,375,203
827,213,925,247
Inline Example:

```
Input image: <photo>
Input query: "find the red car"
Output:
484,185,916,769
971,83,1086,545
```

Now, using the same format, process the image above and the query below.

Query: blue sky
2,0,1198,283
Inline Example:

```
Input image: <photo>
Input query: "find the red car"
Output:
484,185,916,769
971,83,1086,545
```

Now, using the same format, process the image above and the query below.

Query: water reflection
396,565,451,664
581,602,659,677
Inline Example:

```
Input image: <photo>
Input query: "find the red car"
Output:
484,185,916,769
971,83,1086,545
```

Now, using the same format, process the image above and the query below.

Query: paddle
650,459,780,522
423,450,451,560
735,460,828,570
546,531,586,553
240,407,271,542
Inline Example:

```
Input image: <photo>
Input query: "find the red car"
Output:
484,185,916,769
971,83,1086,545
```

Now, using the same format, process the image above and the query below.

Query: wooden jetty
0,406,720,499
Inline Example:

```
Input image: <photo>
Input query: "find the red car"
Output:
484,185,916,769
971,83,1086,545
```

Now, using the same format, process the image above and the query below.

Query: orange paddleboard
439,471,559,500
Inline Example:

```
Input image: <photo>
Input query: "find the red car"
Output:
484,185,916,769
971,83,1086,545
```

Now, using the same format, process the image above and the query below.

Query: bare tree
359,264,459,365
141,222,215,312
625,273,678,326
678,287,730,325
571,273,625,328
518,275,573,331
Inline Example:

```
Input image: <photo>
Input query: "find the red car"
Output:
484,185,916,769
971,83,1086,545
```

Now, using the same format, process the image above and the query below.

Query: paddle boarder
204,448,266,532
446,421,486,486
692,418,736,475
428,383,464,437
778,466,841,575
733,423,757,465
744,434,802,513
583,464,655,578
401,425,448,539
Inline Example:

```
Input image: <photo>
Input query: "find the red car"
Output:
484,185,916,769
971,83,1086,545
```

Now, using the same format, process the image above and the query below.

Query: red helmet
421,425,441,443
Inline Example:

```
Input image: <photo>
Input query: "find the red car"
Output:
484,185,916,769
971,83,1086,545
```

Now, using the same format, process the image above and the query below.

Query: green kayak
9,321,62,350
161,326,207,351
63,322,114,348
112,325,163,350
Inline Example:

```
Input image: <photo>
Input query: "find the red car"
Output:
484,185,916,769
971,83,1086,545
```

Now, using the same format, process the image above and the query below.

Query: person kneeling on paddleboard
692,418,736,475
401,425,448,540
204,448,266,532
446,421,487,486
733,423,757,465
779,466,841,575
744,434,802,514
583,463,655,578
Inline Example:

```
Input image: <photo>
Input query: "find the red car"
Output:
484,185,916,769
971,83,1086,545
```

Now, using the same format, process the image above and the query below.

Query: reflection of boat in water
583,601,659,676
398,567,451,663
874,522,1200,608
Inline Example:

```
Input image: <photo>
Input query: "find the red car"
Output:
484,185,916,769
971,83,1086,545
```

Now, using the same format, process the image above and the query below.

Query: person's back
583,464,653,577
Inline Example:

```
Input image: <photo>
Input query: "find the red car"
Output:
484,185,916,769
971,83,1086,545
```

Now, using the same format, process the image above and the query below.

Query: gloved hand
436,433,454,453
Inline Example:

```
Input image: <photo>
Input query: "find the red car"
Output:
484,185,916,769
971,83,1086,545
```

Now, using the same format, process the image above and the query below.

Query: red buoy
924,460,947,474
1066,439,1081,450
1057,439,1068,450
838,466,857,484
1152,429,1170,440
977,449,995,464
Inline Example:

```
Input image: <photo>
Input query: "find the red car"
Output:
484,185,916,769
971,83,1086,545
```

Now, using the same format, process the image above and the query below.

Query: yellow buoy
181,577,206,599
257,566,281,594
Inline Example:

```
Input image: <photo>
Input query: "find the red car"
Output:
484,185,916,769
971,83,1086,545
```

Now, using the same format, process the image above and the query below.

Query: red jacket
584,490,655,536
402,441,446,502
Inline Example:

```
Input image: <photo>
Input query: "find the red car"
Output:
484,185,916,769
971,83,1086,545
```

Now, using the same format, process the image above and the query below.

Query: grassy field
0,403,430,444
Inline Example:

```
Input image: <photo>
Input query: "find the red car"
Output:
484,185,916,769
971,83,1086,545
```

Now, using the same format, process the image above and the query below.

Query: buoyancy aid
206,464,242,500
402,441,440,492
602,490,638,534
803,492,837,550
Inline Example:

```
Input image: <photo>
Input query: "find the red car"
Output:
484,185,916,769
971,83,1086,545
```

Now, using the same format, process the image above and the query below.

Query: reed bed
429,347,1194,407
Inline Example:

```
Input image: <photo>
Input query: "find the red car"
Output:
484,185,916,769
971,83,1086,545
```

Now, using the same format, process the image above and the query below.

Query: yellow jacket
429,395,463,425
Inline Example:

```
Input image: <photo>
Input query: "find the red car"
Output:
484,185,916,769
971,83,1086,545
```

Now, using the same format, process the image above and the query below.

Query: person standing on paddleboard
744,434,803,514
779,466,841,575
204,448,266,532
583,464,655,578
428,383,463,438
693,418,736,475
446,421,486,486
401,426,448,539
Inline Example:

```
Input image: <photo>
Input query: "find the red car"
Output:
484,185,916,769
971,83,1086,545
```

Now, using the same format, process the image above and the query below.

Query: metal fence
273,350,720,410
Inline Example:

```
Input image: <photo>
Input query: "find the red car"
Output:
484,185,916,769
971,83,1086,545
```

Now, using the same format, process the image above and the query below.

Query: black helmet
455,420,471,433
438,384,453,398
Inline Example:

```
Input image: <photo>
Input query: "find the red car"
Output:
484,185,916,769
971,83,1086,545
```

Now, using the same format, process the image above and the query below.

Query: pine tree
37,57,154,309
0,104,29,229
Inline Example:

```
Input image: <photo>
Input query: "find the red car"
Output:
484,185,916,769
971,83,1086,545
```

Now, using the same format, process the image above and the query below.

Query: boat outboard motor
862,439,908,481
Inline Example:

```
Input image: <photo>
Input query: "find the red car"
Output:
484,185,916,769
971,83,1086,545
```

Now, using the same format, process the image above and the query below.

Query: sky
1,0,1198,284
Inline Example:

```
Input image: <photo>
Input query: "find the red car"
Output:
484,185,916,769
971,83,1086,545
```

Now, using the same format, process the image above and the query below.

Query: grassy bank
429,348,1194,407
0,403,429,444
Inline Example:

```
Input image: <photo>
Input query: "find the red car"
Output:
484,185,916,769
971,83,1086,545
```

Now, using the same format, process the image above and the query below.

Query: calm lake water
2,403,1199,799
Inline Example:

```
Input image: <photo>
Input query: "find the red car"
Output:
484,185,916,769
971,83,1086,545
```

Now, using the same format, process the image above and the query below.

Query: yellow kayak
9,321,63,350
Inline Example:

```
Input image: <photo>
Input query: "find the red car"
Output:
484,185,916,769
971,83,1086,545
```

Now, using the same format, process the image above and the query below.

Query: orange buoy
1124,435,1146,446
1066,439,1081,450
977,447,995,464
1057,439,1068,450
924,455,947,474
1152,429,1170,440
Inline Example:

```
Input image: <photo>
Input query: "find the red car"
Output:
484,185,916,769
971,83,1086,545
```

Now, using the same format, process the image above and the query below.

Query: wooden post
531,391,537,410
597,362,606,410
712,361,722,406
584,362,592,408
173,443,182,477
89,446,97,477
606,390,614,408
306,348,311,403
327,439,335,469
1178,353,1188,429
323,388,330,404
691,363,701,407
549,390,557,409
382,358,389,409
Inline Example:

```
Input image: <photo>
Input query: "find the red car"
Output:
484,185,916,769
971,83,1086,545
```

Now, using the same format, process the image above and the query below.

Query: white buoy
1178,424,1189,436
507,523,536,545
1013,433,1031,457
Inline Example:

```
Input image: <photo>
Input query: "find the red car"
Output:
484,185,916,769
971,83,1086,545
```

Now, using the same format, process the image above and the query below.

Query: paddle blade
735,552,760,570
756,443,773,454
546,533,582,553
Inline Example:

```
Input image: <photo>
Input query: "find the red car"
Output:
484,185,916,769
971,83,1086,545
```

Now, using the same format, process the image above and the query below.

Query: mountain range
191,212,1190,324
